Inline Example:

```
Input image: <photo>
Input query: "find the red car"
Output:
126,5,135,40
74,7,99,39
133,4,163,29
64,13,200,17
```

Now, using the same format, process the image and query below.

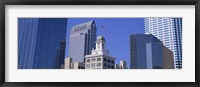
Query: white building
114,60,128,69
119,60,128,69
65,57,72,69
85,36,115,69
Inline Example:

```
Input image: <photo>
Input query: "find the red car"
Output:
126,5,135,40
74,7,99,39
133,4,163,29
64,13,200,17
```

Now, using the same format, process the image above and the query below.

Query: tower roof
97,35,105,42
71,20,95,32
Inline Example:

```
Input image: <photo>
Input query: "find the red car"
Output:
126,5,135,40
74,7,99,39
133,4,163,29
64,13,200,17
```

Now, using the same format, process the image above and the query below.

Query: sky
65,18,144,68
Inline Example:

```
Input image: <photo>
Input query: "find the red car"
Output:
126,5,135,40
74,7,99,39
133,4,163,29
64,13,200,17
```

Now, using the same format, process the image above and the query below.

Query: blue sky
65,18,144,68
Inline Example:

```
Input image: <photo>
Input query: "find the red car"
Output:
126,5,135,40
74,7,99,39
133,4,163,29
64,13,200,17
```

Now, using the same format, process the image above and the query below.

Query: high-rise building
18,18,67,69
119,60,128,69
55,38,66,69
68,20,97,63
144,18,182,69
130,34,174,69
85,36,115,69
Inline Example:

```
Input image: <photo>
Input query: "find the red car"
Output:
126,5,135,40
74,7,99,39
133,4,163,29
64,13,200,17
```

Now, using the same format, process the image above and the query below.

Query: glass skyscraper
130,34,174,69
144,18,182,69
18,18,67,69
56,38,66,69
68,20,97,63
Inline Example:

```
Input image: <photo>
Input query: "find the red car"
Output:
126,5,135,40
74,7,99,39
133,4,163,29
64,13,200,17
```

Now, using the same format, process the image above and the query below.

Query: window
103,63,107,67
87,59,90,63
92,58,96,62
97,58,101,61
92,63,95,67
107,65,110,68
97,63,101,66
80,33,84,35
84,24,87,29
104,58,107,62
80,67,85,69
108,59,110,63
86,64,90,68
111,61,114,64
74,27,77,32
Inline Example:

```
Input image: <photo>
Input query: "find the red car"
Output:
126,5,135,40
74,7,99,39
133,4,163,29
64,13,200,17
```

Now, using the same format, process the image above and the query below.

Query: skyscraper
144,18,182,69
18,18,67,69
55,38,66,69
68,20,97,63
130,34,174,69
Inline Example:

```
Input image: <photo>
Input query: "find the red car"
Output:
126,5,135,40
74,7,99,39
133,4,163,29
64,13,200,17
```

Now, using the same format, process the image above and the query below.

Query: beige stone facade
163,45,175,69
65,57,85,69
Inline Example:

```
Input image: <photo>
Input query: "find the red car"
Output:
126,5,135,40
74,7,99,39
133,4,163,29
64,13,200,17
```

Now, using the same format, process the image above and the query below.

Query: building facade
65,57,72,69
130,34,174,69
18,18,67,69
68,20,97,63
55,38,66,69
64,57,85,69
85,36,115,69
114,64,120,69
119,60,128,69
144,18,182,69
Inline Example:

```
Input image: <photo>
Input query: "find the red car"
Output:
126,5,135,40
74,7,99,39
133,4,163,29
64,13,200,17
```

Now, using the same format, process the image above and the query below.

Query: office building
73,62,85,69
144,18,182,69
64,57,85,69
130,34,174,69
85,36,115,69
68,20,97,63
119,60,128,69
18,18,67,69
55,38,66,69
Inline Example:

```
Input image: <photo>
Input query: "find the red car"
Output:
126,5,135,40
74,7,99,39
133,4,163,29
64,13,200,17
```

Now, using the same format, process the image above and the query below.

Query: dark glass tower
18,18,67,69
130,34,174,69
68,20,96,63
55,38,66,69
